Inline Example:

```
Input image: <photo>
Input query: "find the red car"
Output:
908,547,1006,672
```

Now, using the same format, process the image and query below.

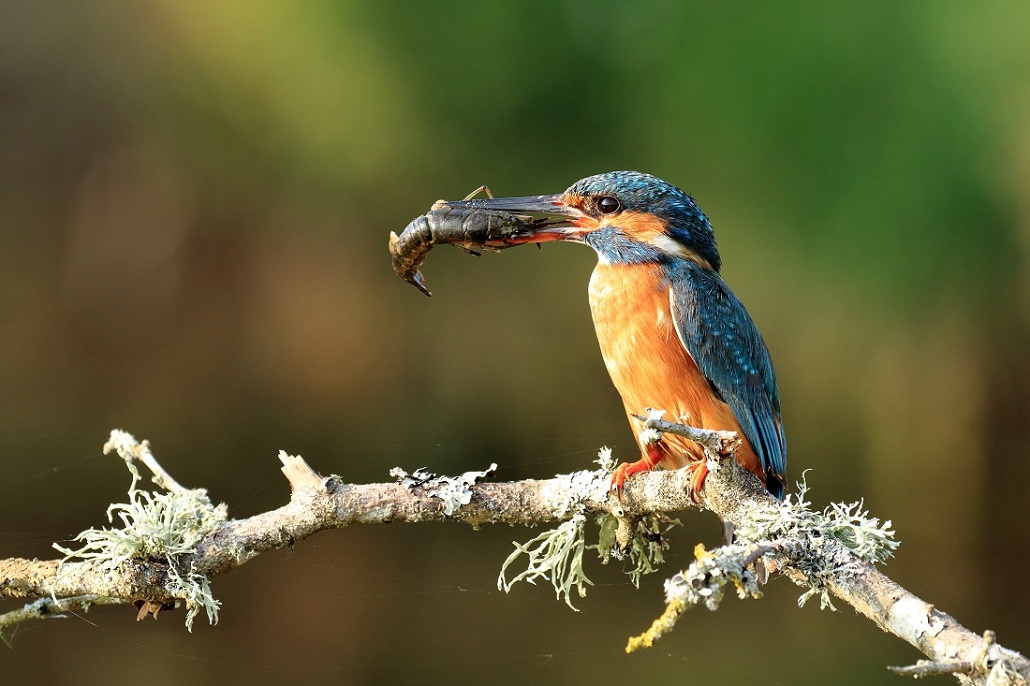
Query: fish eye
597,196,621,214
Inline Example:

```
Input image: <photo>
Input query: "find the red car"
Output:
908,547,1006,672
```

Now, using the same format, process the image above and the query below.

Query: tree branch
0,431,1026,685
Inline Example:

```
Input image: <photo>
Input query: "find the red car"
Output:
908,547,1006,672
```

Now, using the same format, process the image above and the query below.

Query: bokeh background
2,2,1029,684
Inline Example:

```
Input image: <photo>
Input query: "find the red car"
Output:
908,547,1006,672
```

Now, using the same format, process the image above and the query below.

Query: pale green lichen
627,542,763,652
594,446,678,587
628,471,901,650
391,463,498,516
53,456,226,631
551,469,603,518
499,447,679,607
595,446,616,471
497,512,593,610
665,542,764,610
595,513,680,588
733,472,899,610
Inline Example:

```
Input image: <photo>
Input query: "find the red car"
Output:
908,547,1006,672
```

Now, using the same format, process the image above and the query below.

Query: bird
447,171,786,499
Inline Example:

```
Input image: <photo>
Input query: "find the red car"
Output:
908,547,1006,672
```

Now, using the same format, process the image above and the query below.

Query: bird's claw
685,460,710,503
609,461,648,501
609,442,666,501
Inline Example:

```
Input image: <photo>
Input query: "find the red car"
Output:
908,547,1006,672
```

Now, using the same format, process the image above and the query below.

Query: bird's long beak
438,194,584,244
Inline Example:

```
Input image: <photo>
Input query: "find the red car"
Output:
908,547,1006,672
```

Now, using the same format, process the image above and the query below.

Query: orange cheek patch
609,211,669,243
605,211,713,268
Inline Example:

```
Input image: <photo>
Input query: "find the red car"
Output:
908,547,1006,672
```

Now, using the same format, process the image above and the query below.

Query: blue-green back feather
665,260,786,497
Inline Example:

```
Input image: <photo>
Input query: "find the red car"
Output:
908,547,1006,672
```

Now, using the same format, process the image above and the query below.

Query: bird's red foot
685,460,710,502
610,442,665,500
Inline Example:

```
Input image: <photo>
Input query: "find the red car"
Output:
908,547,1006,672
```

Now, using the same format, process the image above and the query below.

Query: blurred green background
2,1,1028,684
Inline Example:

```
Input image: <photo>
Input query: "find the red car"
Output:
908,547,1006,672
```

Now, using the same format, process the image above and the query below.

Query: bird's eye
597,196,621,214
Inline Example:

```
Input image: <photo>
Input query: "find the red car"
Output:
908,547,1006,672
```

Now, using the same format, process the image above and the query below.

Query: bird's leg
610,439,666,499
684,459,710,503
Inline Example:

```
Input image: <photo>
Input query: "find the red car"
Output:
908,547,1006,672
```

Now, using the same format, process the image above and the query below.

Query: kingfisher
446,171,786,499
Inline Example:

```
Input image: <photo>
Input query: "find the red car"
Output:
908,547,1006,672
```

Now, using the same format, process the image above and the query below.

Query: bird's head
446,171,721,271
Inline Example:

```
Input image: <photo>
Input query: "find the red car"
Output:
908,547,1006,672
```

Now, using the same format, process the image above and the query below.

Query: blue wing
665,261,786,498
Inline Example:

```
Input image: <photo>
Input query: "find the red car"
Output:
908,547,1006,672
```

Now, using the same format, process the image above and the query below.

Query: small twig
631,410,741,456
888,659,976,679
888,630,1025,683
279,450,325,493
104,429,186,493
1,595,126,644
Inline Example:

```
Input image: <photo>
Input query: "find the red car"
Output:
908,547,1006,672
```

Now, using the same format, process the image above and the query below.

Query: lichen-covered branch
1,433,697,621
0,430,1026,685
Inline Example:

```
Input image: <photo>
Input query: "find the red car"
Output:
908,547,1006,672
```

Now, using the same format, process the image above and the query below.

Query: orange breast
587,262,764,480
